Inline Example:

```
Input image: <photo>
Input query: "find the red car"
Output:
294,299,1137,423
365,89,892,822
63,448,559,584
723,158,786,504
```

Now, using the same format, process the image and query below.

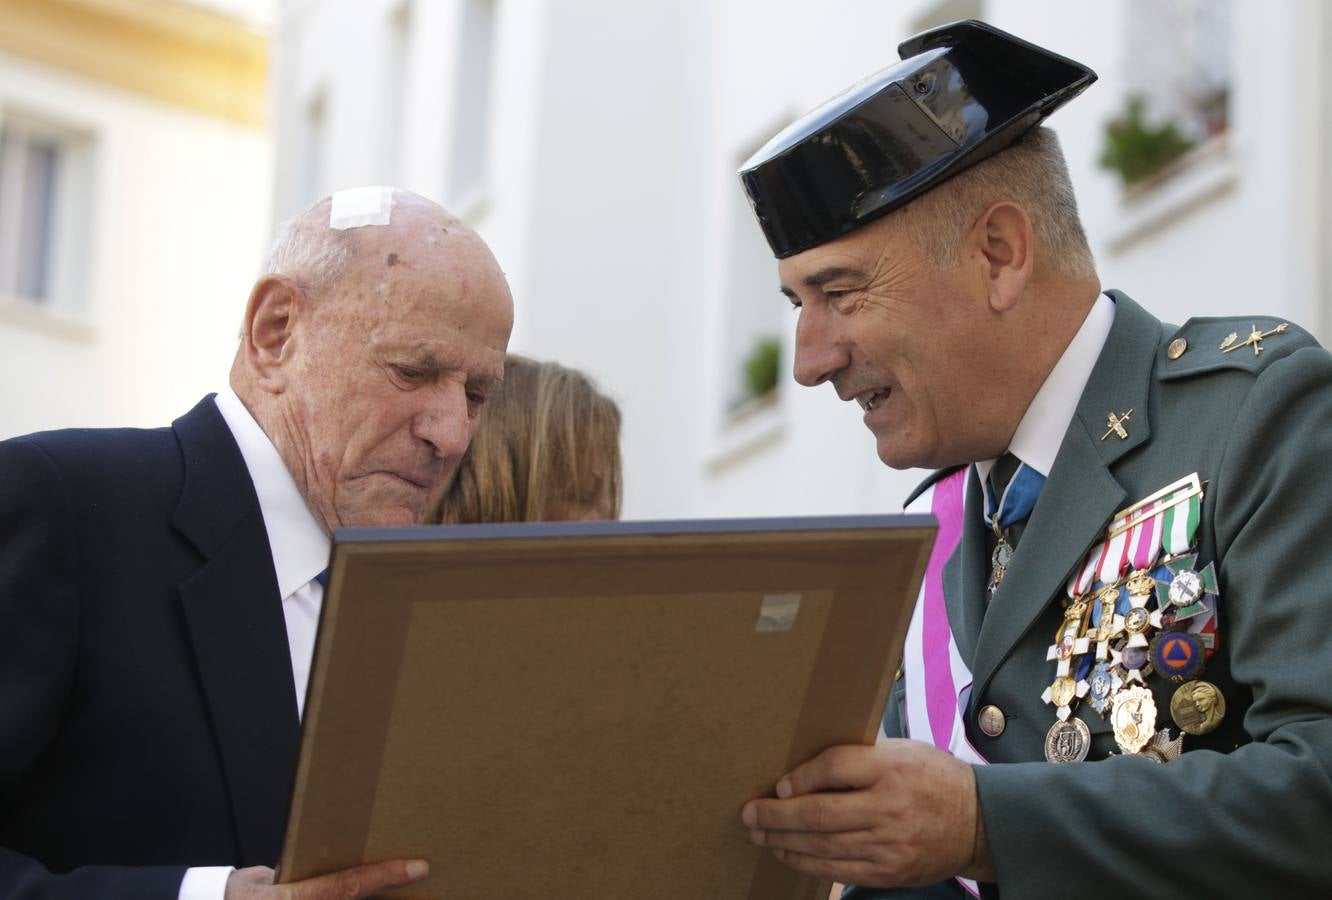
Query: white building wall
273,0,1332,521
0,54,272,437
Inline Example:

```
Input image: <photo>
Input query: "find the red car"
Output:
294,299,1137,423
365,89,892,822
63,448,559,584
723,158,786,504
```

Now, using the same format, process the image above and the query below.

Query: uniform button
977,704,1006,737
1167,338,1188,360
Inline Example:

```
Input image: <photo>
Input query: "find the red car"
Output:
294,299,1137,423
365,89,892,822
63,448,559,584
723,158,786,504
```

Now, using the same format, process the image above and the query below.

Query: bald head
258,190,467,295
233,188,514,533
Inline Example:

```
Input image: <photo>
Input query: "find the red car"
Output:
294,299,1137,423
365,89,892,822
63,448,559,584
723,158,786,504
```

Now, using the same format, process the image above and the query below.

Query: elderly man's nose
413,389,471,459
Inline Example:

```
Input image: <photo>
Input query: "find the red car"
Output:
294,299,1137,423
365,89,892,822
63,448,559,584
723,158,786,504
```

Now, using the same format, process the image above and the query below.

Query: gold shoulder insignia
1221,323,1289,356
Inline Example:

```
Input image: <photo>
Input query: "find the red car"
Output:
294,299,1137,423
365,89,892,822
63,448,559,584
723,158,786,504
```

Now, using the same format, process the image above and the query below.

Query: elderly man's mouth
384,471,434,491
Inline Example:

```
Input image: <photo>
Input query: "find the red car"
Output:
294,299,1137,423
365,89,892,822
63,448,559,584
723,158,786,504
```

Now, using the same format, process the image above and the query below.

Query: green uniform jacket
849,290,1332,898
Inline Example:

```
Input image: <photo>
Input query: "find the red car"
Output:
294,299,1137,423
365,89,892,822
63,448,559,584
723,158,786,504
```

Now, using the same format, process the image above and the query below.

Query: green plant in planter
742,336,781,403
1099,96,1195,188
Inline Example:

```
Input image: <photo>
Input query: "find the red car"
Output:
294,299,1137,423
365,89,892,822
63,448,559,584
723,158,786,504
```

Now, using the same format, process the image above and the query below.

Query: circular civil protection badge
1151,631,1204,682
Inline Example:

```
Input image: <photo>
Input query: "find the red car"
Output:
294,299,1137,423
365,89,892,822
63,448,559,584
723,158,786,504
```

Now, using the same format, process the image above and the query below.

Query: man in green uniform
737,19,1332,897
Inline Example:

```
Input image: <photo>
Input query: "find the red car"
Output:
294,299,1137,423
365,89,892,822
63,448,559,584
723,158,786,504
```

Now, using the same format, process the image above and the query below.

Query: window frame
0,106,95,325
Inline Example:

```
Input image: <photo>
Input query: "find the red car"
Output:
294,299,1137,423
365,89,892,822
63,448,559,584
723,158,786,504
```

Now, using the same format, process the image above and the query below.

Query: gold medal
1111,684,1157,754
1122,605,1152,648
1044,717,1091,763
1094,586,1123,652
1170,680,1226,735
1125,568,1155,597
1064,597,1089,623
1050,675,1076,708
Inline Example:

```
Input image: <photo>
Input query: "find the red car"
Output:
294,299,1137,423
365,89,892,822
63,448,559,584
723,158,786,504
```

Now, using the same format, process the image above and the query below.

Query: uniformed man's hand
741,739,994,887
223,859,428,899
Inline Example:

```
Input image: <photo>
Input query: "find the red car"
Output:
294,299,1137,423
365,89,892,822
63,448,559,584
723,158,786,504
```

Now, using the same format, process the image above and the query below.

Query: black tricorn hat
738,20,1096,258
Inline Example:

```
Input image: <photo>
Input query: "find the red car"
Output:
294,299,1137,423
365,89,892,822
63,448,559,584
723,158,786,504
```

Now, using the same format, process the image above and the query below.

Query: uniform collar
977,291,1116,483
213,387,330,599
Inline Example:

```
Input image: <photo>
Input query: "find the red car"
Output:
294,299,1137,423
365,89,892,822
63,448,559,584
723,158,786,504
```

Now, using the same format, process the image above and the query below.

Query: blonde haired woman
434,354,622,523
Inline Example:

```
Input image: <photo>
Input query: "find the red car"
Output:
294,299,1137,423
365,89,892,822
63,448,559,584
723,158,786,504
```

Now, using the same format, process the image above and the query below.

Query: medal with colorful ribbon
983,458,1045,597
1044,473,1214,740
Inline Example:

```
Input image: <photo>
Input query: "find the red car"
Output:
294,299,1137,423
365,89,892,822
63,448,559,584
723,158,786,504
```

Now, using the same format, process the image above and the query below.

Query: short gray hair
894,126,1096,281
258,198,354,293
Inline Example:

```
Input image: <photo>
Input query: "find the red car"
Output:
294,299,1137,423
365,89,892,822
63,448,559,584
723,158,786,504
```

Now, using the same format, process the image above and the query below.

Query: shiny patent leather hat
739,19,1096,258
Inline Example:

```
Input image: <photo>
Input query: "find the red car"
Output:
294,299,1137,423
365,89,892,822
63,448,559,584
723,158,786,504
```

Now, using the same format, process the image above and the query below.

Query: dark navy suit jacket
0,396,300,898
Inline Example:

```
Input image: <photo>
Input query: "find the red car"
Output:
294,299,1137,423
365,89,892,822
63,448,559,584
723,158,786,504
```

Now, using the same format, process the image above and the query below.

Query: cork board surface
278,517,934,899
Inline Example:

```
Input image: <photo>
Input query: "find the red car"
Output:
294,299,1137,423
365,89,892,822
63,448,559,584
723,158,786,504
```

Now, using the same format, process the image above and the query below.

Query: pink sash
898,467,983,896
900,467,986,766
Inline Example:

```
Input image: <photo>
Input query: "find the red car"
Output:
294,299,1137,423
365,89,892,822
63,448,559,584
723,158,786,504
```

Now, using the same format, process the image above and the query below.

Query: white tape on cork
755,593,801,632
329,186,395,230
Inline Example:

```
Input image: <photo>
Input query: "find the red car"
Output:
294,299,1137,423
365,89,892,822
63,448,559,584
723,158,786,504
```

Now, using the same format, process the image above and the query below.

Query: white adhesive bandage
329,186,395,230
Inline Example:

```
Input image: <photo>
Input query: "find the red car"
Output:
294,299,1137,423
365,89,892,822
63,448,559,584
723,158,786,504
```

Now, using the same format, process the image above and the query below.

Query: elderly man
0,188,512,899
739,20,1332,897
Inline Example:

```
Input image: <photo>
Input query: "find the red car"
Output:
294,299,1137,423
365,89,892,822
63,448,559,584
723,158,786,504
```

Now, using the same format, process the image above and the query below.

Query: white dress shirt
177,388,329,900
975,292,1116,486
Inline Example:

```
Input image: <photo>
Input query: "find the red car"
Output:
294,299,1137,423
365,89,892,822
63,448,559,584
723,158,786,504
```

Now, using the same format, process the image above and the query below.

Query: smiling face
254,203,513,531
780,212,1015,470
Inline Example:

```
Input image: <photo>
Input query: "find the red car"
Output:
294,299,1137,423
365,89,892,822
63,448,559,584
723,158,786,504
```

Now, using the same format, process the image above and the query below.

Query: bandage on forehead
329,186,395,230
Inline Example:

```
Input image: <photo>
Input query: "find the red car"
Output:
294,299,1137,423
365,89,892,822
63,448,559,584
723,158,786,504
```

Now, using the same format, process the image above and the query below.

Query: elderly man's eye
395,365,426,382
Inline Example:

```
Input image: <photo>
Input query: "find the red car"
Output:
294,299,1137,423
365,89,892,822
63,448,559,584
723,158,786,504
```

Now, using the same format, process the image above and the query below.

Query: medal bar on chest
1041,473,1227,761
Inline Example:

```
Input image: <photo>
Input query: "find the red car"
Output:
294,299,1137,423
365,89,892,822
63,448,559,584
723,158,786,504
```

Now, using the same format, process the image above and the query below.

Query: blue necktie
313,569,329,589
983,453,1045,537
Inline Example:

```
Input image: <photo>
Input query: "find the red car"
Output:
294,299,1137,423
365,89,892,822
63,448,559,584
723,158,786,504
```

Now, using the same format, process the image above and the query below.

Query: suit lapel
171,397,300,866
969,293,1166,701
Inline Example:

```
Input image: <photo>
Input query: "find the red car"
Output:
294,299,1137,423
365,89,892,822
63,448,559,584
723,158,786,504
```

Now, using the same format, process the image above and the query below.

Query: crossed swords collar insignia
1102,409,1132,441
1038,472,1225,764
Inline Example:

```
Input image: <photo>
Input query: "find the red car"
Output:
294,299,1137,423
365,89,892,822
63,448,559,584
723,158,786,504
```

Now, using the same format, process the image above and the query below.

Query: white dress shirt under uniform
975,292,1116,487
177,388,329,900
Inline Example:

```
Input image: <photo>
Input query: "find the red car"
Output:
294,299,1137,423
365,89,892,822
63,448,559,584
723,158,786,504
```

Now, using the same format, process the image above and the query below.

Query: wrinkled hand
741,739,993,887
224,859,428,899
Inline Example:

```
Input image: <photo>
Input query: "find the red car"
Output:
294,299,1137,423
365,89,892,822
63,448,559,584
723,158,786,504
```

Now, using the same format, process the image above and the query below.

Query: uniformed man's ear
241,274,305,394
969,201,1033,313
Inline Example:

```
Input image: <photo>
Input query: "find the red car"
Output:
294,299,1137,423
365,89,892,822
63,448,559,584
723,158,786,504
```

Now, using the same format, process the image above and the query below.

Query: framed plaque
278,515,934,899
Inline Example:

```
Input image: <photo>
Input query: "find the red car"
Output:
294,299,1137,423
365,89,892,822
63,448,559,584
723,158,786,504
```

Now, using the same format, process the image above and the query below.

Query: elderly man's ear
241,274,305,394
970,201,1034,313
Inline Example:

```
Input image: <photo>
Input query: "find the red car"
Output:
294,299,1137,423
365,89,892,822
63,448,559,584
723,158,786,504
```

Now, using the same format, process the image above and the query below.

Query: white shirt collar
977,292,1116,483
213,387,330,600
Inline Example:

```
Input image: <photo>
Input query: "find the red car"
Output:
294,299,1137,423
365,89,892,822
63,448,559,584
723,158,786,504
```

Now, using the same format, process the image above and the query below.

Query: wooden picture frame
278,515,935,899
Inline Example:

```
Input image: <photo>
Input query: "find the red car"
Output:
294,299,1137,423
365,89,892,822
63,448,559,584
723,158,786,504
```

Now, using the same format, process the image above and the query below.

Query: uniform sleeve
974,346,1332,896
0,440,187,899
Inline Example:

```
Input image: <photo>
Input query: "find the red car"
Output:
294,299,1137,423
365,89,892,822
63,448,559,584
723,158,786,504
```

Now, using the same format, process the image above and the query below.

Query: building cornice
0,0,268,127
